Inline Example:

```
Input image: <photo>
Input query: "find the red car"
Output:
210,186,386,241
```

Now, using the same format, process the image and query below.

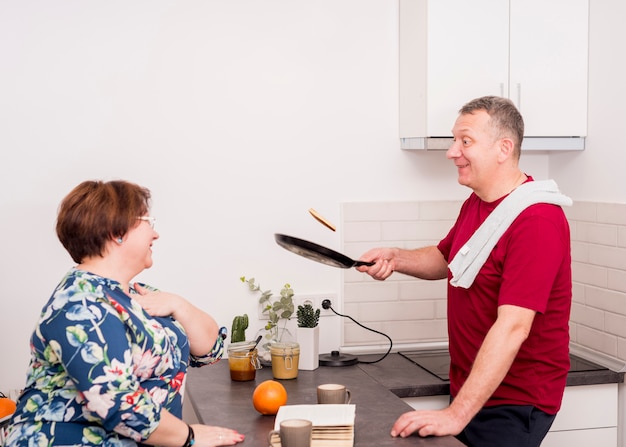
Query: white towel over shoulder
448,179,572,289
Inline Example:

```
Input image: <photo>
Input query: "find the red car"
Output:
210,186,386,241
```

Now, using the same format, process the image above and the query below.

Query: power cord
322,299,393,364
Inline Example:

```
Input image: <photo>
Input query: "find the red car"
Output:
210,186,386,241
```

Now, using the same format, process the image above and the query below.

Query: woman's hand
192,424,245,446
132,283,220,356
132,284,183,318
144,410,244,447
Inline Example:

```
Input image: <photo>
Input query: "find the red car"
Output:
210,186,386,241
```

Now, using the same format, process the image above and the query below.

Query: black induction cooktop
399,350,451,380
399,350,609,382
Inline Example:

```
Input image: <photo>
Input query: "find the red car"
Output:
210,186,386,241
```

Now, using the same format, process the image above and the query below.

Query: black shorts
456,405,556,447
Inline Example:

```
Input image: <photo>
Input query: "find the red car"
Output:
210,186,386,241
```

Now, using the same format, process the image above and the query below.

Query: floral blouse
6,268,225,447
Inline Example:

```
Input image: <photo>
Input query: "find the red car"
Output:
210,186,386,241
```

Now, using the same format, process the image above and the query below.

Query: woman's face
123,215,159,272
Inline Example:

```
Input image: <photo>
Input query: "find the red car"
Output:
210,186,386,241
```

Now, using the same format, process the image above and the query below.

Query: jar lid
228,340,258,353
270,341,300,354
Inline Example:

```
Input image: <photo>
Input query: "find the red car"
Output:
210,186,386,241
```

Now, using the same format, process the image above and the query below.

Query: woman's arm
132,285,220,356
144,408,244,447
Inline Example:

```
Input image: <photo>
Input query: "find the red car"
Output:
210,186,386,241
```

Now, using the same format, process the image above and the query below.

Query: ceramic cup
317,383,351,404
268,419,312,447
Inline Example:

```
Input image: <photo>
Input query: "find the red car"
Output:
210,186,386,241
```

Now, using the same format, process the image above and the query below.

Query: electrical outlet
295,293,336,318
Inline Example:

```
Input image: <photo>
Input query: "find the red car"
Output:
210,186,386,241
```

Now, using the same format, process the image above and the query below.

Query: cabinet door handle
516,83,521,110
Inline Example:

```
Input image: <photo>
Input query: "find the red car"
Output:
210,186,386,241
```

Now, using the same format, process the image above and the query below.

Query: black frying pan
274,233,375,269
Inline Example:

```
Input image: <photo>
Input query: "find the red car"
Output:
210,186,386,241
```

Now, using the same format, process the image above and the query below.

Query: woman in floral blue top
6,180,245,447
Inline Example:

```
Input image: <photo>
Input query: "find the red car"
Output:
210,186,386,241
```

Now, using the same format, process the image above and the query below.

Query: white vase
296,326,319,370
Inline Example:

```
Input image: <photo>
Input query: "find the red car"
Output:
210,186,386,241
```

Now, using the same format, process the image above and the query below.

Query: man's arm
445,305,536,424
357,245,448,281
391,304,536,438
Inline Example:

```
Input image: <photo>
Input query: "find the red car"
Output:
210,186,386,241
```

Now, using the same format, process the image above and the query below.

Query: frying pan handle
354,260,375,267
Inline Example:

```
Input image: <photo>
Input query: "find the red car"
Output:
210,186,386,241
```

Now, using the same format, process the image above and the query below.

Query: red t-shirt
437,179,572,414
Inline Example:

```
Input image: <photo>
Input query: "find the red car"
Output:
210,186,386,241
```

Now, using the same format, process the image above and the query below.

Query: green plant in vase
240,276,295,359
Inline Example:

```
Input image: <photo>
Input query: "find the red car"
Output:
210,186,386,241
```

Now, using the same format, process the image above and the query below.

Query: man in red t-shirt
357,96,572,447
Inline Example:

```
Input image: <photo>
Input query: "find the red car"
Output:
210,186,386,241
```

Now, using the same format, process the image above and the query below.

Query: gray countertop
186,352,622,447
187,356,464,447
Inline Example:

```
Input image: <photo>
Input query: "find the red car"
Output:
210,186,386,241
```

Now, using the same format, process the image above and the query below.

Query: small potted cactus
296,301,321,370
230,314,249,343
297,303,320,328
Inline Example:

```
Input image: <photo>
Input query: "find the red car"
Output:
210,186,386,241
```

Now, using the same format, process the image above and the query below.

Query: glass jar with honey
227,341,262,381
270,342,300,379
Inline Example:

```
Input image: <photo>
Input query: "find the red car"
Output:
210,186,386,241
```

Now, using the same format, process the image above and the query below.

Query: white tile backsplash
589,245,626,270
562,201,597,222
570,302,604,331
618,226,626,248
572,262,608,288
342,201,459,350
597,203,626,225
342,200,626,365
343,221,382,242
343,201,423,222
568,202,626,361
605,313,626,338
577,221,618,246
608,269,626,293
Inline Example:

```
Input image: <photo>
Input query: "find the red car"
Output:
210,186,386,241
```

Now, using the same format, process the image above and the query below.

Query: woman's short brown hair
56,180,152,263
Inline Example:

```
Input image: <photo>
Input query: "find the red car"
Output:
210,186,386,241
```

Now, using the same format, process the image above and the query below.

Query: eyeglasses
137,216,156,229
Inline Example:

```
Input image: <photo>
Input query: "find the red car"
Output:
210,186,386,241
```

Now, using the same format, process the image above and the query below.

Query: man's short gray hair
459,96,524,158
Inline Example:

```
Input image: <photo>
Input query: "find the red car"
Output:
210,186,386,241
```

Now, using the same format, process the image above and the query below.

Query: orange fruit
0,397,16,419
252,380,287,415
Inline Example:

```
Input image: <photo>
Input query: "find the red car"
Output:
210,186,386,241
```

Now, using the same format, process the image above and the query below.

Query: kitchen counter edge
356,353,625,399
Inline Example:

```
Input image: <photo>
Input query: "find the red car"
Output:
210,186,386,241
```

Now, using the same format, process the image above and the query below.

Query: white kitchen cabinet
542,428,617,447
399,0,588,151
543,383,618,447
403,383,619,447
403,394,449,411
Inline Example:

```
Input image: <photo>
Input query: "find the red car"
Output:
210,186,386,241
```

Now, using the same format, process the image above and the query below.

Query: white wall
549,0,626,203
0,0,619,394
